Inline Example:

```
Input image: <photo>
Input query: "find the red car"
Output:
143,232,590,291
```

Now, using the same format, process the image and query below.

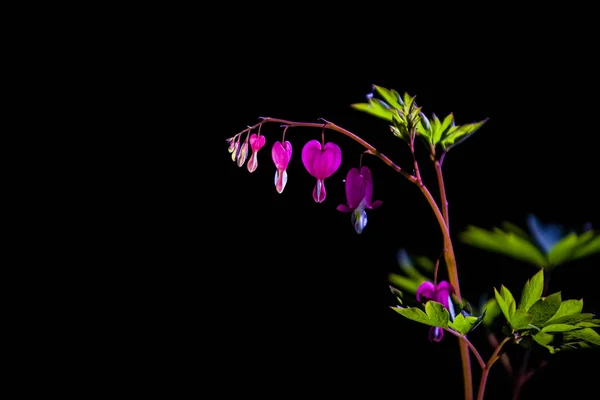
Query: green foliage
448,313,483,335
460,219,599,269
417,113,488,152
351,85,487,155
519,270,544,311
392,301,449,328
481,298,502,326
493,271,599,353
388,249,432,295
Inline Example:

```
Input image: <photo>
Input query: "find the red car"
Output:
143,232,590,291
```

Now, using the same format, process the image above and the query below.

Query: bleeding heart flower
272,140,293,193
301,140,342,203
247,134,266,173
336,166,382,234
416,280,455,342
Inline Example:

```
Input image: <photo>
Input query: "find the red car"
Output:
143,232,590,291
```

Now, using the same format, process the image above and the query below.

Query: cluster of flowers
226,126,382,234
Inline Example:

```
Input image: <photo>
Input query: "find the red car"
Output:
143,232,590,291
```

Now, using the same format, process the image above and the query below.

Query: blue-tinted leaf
373,85,403,109
526,214,564,254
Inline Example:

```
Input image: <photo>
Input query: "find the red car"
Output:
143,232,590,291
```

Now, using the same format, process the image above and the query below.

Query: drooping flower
226,135,240,162
301,140,342,203
236,136,249,168
416,280,455,342
247,134,266,173
272,140,293,193
336,166,382,234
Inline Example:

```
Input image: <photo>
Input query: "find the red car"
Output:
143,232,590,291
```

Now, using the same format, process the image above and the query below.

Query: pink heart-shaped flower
301,140,342,179
250,134,266,152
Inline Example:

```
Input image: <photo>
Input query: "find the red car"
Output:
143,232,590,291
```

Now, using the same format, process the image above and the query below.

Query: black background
120,8,599,400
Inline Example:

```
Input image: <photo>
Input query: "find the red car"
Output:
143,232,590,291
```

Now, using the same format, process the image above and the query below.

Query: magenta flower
272,140,293,193
416,280,455,342
247,134,266,173
301,140,342,203
336,166,382,234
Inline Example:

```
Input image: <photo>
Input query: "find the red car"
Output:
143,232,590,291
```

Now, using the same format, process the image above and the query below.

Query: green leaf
373,85,403,109
519,270,544,311
547,312,594,326
500,221,530,240
482,298,502,326
501,285,516,316
448,313,481,335
511,309,533,330
425,301,449,328
571,233,600,260
460,225,548,268
431,113,454,144
533,331,554,346
541,324,582,333
351,100,394,122
547,233,579,267
440,118,488,150
529,292,562,326
577,321,600,328
392,301,448,328
392,306,432,325
567,328,600,346
545,299,583,324
413,256,435,272
494,287,512,323
388,273,420,294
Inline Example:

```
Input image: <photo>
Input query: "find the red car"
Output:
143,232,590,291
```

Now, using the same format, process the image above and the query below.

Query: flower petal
416,281,435,303
369,200,383,209
301,140,321,177
247,152,258,173
434,280,454,310
317,142,342,179
344,168,365,209
274,169,288,193
250,134,266,152
301,140,342,179
236,141,249,167
337,204,352,212
312,179,327,203
272,141,292,170
351,208,368,234
428,327,444,342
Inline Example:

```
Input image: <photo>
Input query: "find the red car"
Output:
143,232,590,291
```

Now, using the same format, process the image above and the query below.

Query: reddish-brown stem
247,118,416,183
445,329,486,369
488,332,513,376
409,135,423,184
434,158,449,229
477,336,511,400
244,117,468,398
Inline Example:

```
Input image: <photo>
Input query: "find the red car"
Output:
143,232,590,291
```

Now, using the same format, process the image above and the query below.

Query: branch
445,329,486,369
241,117,417,183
